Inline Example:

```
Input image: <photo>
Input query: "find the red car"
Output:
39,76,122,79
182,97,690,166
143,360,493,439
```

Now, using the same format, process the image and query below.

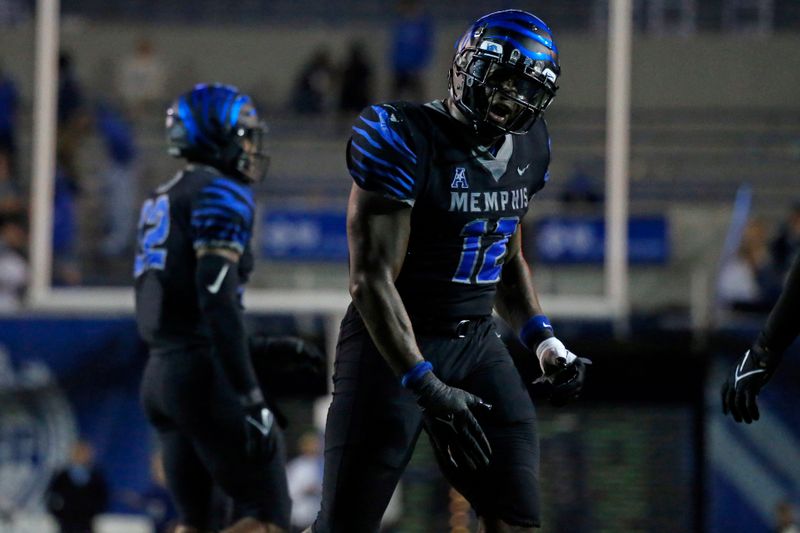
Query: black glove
249,335,324,431
409,371,492,470
527,336,591,407
533,356,593,407
722,344,781,424
249,335,325,376
243,403,277,461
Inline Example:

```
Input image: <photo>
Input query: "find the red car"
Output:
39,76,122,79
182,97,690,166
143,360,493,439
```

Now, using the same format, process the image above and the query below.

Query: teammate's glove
404,363,492,470
243,402,277,461
248,335,325,430
721,344,781,424
249,335,325,376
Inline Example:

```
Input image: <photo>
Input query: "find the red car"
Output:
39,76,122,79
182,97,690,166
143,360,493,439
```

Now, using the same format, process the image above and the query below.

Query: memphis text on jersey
449,186,530,213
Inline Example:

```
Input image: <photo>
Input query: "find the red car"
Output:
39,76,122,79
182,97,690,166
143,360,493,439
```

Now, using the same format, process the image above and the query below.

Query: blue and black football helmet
166,83,269,182
449,9,560,137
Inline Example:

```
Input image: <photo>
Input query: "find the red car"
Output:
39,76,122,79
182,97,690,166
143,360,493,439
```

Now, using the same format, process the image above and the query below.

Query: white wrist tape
535,337,576,372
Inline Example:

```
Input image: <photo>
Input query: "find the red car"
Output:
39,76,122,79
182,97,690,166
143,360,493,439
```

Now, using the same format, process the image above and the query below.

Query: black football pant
141,347,291,530
313,305,541,532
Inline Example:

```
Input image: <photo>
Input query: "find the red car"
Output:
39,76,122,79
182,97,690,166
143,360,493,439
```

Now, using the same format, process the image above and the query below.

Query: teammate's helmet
449,10,560,137
165,83,269,182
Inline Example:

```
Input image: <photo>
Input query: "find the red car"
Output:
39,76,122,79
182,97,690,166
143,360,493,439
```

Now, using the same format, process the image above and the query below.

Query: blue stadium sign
534,216,669,264
261,210,348,261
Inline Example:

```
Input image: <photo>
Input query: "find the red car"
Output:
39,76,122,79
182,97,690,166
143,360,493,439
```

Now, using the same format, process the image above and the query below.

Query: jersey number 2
452,217,519,284
134,195,170,278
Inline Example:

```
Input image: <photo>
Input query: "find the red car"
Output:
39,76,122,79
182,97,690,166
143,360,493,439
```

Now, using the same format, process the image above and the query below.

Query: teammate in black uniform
722,253,800,423
135,84,290,533
311,10,589,533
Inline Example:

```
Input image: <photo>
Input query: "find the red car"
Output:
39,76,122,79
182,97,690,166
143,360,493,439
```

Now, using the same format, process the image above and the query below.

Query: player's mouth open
488,102,514,124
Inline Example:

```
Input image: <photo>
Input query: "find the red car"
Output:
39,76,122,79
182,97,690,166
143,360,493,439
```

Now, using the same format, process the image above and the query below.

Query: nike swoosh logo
246,410,274,436
206,264,230,294
517,163,530,176
734,349,766,386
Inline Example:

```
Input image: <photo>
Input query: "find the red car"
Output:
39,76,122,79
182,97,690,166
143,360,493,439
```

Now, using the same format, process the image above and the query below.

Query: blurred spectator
58,52,84,127
389,0,433,102
94,101,137,257
116,38,167,119
45,440,109,533
338,41,373,117
52,156,80,286
560,161,603,206
292,49,336,114
286,431,323,532
771,203,800,277
718,218,782,313
57,51,89,194
0,140,23,217
121,451,177,533
776,501,800,533
0,212,26,310
0,63,18,177
52,53,85,285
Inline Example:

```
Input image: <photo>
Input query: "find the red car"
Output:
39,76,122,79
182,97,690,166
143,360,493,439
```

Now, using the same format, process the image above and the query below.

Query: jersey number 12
134,194,170,278
452,217,519,284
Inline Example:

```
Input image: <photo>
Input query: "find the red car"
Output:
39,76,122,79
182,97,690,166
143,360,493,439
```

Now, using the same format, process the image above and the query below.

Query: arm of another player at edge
346,183,424,376
759,252,800,355
494,228,545,332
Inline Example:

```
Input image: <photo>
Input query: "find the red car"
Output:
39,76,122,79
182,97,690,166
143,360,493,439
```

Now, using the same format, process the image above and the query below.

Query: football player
722,253,800,423
310,10,589,533
135,84,289,533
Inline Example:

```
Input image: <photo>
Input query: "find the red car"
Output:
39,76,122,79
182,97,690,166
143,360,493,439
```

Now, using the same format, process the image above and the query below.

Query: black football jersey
134,164,255,348
347,100,550,320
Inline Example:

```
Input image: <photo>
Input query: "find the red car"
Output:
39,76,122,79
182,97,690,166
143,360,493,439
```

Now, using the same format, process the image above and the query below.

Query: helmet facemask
451,46,558,138
228,113,270,183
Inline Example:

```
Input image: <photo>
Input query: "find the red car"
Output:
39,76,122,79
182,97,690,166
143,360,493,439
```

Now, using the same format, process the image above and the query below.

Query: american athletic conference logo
0,346,77,510
451,167,469,189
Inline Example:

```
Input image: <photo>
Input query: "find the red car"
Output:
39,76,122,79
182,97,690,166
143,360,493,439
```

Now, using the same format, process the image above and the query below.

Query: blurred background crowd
1,1,800,532
0,0,796,310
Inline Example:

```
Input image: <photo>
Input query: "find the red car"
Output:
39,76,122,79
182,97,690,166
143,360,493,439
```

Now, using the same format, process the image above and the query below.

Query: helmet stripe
168,83,266,181
219,94,235,129
186,93,215,147
179,96,213,147
485,20,557,52
229,95,248,127
198,88,211,132
483,34,556,64
481,10,552,35
177,97,198,143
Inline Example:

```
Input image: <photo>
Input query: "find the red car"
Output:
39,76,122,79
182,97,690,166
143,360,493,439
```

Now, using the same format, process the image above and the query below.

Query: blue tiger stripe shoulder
347,103,419,204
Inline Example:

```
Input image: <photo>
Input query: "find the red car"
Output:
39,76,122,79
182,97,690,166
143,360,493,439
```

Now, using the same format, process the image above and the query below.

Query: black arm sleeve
758,253,800,356
196,252,262,404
